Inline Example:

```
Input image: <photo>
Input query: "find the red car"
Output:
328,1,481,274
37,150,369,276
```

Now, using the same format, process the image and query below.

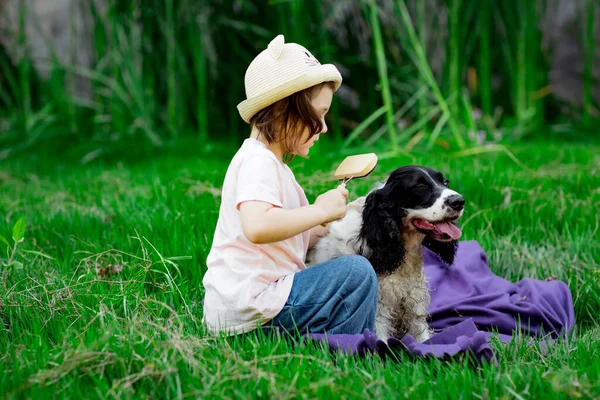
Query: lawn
1,140,599,399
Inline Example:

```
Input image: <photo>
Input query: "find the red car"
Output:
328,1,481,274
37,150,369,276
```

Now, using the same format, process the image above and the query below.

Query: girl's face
295,85,334,157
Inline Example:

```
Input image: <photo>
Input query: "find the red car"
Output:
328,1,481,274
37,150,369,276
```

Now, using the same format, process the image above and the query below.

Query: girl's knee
345,256,378,318
345,255,377,286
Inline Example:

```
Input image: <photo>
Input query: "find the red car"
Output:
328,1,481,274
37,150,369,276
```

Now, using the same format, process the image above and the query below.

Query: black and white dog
306,165,464,342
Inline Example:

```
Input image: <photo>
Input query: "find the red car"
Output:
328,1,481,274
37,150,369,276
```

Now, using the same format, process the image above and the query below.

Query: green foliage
12,217,25,243
0,217,34,269
0,0,597,156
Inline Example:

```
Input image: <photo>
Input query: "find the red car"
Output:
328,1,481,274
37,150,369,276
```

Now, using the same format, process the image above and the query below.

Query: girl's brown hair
250,81,336,162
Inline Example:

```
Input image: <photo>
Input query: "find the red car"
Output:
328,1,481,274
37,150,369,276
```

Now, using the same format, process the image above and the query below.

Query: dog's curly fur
306,165,464,342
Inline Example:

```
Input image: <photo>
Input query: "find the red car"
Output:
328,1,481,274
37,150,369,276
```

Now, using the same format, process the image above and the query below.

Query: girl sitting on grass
202,35,378,337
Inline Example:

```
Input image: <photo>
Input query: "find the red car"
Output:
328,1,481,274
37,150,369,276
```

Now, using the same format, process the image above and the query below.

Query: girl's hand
314,185,349,223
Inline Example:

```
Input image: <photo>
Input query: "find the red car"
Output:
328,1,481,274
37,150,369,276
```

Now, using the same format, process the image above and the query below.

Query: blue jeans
263,255,378,335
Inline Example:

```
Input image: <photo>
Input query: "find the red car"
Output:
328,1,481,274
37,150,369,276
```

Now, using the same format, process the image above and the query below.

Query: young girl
202,35,378,337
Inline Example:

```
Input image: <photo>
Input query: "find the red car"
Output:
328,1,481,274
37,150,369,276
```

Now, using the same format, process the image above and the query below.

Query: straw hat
237,34,343,123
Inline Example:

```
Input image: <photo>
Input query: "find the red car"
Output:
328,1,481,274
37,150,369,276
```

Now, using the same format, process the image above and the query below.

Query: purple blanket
308,241,575,363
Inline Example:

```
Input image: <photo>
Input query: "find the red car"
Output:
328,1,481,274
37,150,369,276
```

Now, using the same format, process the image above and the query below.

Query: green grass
1,140,600,399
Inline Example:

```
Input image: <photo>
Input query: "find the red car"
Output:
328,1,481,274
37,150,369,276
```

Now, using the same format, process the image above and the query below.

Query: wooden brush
321,153,378,227
333,153,378,187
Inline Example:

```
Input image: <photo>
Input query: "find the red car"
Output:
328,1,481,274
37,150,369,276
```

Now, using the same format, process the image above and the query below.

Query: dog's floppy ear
358,190,406,274
422,238,458,266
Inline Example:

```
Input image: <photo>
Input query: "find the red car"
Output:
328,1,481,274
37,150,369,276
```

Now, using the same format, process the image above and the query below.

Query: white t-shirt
202,138,310,335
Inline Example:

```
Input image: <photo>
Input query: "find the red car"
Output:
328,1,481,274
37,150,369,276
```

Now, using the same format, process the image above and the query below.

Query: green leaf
12,217,26,243
0,234,9,247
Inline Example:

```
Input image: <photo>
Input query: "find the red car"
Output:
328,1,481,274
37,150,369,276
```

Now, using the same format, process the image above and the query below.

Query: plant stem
18,1,31,137
367,0,397,149
583,0,596,125
479,0,492,117
516,2,528,133
166,0,179,138
292,0,303,43
194,13,209,141
395,0,466,149
7,242,18,267
417,0,428,118
448,0,460,118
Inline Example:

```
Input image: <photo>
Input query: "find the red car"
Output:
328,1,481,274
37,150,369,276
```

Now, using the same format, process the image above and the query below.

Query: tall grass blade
291,0,304,44
367,0,398,149
65,2,79,135
461,89,478,135
583,0,596,125
516,2,528,133
109,3,129,137
479,0,492,117
416,0,428,118
448,0,460,117
192,13,210,141
426,113,449,149
494,1,515,96
395,104,441,144
394,0,466,149
0,50,20,110
364,85,429,146
165,0,179,138
17,1,31,138
451,143,528,170
526,0,544,131
343,105,386,147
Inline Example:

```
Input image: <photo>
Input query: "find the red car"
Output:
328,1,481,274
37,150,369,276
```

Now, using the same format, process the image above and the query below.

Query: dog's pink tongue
435,221,462,240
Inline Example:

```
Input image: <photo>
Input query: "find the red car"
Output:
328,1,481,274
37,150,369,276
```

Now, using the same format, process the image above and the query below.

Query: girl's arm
239,186,347,244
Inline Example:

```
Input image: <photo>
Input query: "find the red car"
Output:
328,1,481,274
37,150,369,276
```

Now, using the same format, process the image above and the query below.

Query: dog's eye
443,179,449,187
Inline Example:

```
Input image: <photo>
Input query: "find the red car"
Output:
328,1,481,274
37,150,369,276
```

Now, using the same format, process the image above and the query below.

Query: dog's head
359,165,464,274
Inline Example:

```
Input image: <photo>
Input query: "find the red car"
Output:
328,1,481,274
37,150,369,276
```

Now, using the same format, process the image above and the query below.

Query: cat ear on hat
267,34,285,60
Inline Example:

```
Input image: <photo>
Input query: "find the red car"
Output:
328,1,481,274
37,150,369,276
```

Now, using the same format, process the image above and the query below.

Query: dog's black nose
446,194,465,211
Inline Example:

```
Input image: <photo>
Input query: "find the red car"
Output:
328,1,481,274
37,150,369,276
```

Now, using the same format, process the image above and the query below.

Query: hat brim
237,64,342,123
